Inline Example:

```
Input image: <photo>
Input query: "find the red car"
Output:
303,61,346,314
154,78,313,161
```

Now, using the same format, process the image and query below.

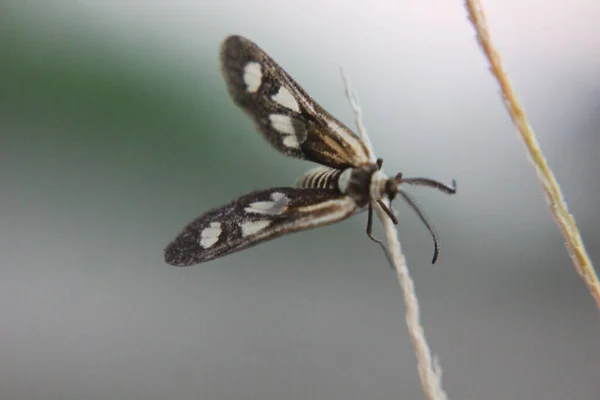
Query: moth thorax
340,164,379,207
297,167,342,190
369,170,389,201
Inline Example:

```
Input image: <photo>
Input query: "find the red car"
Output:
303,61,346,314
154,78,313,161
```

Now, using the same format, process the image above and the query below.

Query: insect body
164,35,456,267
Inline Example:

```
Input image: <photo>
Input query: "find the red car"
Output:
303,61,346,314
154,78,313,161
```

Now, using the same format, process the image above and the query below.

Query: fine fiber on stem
341,68,448,400
465,0,600,309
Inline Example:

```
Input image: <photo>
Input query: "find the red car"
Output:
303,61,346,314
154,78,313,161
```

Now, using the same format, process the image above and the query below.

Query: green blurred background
2,1,599,399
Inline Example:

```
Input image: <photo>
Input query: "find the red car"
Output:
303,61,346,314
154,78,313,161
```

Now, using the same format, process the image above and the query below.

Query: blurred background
2,0,599,399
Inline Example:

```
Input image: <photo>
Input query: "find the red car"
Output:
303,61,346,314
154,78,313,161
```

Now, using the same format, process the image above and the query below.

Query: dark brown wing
164,187,358,266
220,35,373,169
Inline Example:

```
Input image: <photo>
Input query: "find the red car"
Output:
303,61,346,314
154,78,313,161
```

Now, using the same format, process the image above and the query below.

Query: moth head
383,176,400,201
377,166,457,264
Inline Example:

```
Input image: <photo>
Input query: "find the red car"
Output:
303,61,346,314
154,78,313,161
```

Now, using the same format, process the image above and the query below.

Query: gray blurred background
2,0,599,399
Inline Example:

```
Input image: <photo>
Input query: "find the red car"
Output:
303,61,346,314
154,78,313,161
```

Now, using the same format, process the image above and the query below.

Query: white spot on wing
283,135,299,148
240,220,272,237
271,192,286,201
269,114,300,149
269,114,294,135
271,86,300,112
243,62,262,93
200,222,222,248
245,192,289,215
245,201,274,214
338,168,353,194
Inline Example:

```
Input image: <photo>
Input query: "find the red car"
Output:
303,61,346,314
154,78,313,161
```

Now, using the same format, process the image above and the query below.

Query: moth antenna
397,189,441,264
398,177,457,195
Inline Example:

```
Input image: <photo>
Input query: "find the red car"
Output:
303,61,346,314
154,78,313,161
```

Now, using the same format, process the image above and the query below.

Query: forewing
220,35,373,169
164,187,358,266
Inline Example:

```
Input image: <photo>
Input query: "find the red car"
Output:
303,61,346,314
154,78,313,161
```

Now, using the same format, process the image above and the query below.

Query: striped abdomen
297,167,343,190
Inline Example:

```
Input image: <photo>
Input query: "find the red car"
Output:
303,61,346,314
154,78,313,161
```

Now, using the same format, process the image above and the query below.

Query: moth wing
164,187,358,266
220,35,373,169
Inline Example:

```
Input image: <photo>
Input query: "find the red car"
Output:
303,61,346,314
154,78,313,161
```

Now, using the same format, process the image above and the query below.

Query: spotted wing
220,35,373,169
164,188,358,266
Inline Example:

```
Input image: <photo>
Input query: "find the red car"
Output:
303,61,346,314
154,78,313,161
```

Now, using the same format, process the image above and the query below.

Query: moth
164,35,456,267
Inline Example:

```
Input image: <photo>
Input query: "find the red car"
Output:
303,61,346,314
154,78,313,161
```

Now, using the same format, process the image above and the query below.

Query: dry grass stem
341,68,448,400
465,0,600,309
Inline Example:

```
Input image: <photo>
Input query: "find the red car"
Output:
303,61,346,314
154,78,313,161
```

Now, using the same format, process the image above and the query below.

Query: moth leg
366,202,383,245
376,199,398,224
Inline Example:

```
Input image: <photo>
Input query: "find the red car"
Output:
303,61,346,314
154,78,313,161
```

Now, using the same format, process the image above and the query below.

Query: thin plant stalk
465,0,600,309
341,68,448,400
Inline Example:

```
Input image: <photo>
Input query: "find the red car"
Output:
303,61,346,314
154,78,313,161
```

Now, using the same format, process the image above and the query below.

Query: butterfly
164,35,456,267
